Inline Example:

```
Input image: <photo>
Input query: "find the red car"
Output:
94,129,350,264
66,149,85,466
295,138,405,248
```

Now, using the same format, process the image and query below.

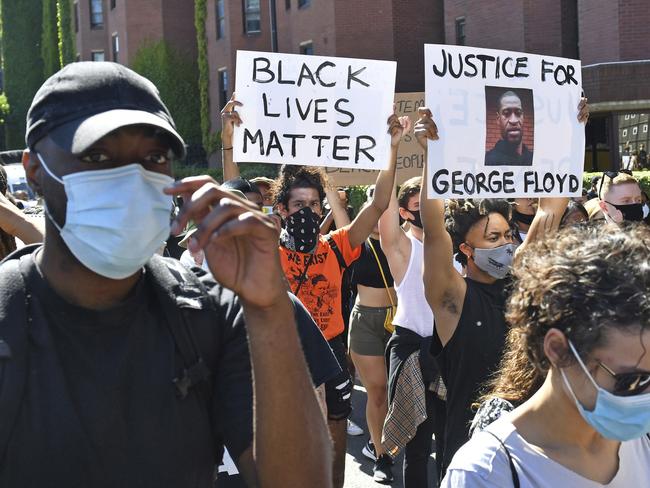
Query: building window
112,33,119,63
644,125,648,133
300,41,314,55
89,0,103,28
243,0,261,34
285,0,290,9
74,2,79,32
76,53,81,62
455,17,466,45
218,69,229,110
622,129,628,137
633,127,638,135
110,0,116,8
298,0,309,8
216,0,225,39
91,51,105,62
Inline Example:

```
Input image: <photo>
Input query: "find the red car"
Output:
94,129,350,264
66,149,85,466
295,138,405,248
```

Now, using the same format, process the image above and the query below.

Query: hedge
194,0,216,153
41,0,59,77
131,40,201,145
57,0,75,67
1,0,44,149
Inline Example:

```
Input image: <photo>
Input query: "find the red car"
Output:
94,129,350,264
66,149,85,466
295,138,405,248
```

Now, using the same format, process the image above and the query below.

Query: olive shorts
349,303,392,356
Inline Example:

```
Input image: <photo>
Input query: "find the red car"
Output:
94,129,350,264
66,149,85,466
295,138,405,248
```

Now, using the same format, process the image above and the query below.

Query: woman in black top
349,219,396,482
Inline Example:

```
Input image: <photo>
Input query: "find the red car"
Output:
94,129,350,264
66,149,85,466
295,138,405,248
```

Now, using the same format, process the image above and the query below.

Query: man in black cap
0,62,332,487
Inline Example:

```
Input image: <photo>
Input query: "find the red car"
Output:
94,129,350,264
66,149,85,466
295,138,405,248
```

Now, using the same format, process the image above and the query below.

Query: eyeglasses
597,360,650,397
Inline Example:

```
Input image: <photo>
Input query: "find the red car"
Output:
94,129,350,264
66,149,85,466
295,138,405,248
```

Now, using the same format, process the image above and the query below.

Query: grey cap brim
49,108,186,158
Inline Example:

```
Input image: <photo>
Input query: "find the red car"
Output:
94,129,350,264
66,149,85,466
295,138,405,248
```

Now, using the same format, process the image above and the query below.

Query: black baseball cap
26,61,186,158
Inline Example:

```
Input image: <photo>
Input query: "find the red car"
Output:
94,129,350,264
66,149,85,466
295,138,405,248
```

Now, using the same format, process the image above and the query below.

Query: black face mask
607,202,644,222
513,209,535,226
284,206,321,252
406,209,422,229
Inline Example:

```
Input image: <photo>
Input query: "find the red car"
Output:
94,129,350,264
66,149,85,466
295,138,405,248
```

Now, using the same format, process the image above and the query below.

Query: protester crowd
0,61,649,488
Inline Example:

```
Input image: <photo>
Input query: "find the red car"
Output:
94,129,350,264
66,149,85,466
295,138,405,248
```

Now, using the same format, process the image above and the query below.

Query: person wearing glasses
441,223,650,487
598,171,646,224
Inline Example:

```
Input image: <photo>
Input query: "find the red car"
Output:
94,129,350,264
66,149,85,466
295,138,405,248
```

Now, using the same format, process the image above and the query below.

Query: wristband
222,147,233,150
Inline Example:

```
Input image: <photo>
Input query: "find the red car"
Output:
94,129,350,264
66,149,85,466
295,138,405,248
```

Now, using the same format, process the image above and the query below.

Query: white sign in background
425,44,585,198
233,50,397,170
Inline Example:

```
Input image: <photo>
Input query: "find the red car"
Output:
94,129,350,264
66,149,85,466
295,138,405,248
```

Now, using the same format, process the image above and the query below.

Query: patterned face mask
284,206,320,252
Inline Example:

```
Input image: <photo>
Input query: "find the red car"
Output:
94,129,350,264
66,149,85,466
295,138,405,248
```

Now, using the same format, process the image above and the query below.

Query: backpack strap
326,235,348,271
483,430,520,488
145,255,213,401
0,256,30,464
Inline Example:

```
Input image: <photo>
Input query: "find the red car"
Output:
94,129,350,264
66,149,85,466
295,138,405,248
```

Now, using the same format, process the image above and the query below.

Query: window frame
300,41,314,55
242,0,261,34
89,0,104,29
298,0,310,8
216,0,225,39
91,50,105,62
455,17,466,45
218,68,229,111
111,33,119,63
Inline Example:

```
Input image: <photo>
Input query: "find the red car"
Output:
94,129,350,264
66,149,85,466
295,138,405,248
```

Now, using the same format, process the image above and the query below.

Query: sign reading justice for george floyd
233,50,396,170
424,44,585,199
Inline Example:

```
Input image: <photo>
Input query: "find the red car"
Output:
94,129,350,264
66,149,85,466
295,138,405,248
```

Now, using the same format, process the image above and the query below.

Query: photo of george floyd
484,86,534,167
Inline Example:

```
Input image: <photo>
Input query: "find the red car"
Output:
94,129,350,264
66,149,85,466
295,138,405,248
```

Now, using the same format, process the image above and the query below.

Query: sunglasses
597,360,650,397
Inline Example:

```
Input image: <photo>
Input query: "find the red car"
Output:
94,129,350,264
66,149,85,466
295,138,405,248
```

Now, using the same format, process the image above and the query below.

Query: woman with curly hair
415,100,589,479
442,223,650,487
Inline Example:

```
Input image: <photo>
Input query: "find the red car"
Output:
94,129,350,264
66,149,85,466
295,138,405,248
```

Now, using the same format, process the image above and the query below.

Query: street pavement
344,380,437,487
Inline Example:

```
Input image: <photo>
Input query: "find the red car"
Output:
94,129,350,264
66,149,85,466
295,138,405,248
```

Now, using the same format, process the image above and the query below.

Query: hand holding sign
414,108,439,150
221,94,243,148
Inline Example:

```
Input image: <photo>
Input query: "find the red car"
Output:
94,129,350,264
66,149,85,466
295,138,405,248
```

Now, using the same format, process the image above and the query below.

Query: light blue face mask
561,340,650,441
38,153,173,279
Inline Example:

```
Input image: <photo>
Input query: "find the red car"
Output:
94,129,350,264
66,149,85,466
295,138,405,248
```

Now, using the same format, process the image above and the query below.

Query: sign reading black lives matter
233,50,396,170
425,44,584,198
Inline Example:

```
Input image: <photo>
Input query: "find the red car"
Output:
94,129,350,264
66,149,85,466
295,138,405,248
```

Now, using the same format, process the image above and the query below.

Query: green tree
131,40,201,145
57,0,74,66
1,0,44,149
42,0,59,77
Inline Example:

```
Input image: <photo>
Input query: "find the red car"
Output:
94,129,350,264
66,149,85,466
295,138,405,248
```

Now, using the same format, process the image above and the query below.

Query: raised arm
0,192,44,244
166,177,332,487
346,114,411,249
516,97,589,256
324,187,352,230
221,94,242,182
416,109,467,346
378,186,411,284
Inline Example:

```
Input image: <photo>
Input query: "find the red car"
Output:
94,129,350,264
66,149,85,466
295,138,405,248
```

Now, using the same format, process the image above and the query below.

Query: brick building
204,0,444,132
73,0,196,65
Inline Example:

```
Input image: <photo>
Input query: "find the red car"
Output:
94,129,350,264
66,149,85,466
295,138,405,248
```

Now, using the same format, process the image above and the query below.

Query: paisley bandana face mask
281,206,320,252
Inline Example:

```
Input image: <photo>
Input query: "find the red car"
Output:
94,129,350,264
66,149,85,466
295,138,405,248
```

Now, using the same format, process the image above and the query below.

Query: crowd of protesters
0,61,649,488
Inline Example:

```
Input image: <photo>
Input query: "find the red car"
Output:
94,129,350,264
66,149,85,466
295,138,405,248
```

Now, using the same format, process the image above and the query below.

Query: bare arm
346,114,412,249
166,177,332,487
324,187,352,231
516,98,589,256
0,193,44,244
416,109,467,346
221,94,242,181
378,187,411,285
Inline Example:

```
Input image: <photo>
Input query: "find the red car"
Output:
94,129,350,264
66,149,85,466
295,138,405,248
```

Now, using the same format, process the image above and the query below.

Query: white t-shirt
442,417,650,488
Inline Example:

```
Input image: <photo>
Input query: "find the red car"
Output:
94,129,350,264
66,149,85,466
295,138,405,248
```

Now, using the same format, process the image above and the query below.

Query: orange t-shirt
279,227,362,340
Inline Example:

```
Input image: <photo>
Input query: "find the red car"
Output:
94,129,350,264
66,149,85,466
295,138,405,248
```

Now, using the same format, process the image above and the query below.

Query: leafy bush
57,0,75,67
131,41,202,145
41,0,58,77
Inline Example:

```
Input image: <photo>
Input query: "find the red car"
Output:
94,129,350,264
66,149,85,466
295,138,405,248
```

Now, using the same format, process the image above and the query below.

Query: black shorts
324,335,353,420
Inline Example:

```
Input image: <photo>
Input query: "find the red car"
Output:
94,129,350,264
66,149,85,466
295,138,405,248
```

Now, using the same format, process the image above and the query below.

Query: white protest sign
425,44,584,198
233,50,396,170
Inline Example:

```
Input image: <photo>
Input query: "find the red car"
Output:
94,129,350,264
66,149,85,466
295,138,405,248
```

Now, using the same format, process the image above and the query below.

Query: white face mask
38,153,174,279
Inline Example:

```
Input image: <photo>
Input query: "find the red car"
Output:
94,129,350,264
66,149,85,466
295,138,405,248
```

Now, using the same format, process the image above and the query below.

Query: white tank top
392,233,434,337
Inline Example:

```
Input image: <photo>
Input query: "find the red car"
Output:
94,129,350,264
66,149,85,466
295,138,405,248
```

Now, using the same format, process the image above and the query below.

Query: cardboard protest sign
325,92,426,186
233,50,396,171
425,44,584,198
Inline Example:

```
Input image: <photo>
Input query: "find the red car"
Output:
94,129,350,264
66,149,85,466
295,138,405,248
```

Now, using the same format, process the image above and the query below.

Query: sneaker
373,454,394,483
361,439,377,462
347,419,364,436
